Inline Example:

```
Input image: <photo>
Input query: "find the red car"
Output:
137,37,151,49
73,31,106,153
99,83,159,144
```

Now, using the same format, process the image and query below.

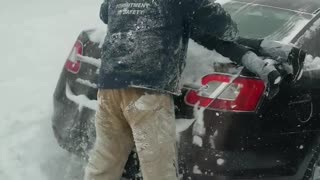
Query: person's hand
259,40,306,83
241,51,282,99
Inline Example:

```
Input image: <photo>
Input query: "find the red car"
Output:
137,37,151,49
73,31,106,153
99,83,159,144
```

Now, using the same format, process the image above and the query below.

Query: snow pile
88,27,108,48
192,105,206,147
0,0,102,180
76,78,98,89
65,83,98,111
294,17,320,71
180,40,232,87
304,54,320,70
296,18,320,46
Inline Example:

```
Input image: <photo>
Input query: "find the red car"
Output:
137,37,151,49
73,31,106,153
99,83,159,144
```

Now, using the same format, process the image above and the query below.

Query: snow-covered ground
0,0,104,179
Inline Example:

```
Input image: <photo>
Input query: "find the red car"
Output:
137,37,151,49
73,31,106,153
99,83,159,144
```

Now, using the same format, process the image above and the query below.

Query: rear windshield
223,2,313,42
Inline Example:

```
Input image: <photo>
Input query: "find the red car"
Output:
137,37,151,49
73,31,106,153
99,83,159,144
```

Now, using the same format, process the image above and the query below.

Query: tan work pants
84,88,178,180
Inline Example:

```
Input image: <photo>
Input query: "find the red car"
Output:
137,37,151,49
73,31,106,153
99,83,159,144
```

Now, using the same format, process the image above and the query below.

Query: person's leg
84,89,134,180
121,88,178,180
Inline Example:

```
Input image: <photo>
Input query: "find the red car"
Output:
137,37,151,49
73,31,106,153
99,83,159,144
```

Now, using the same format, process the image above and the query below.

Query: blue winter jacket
98,0,249,94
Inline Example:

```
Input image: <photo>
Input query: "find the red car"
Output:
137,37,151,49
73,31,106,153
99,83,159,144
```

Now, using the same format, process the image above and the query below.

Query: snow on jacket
98,0,250,95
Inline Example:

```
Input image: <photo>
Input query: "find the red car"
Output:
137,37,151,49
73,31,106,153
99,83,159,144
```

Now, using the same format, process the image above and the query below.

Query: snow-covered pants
84,88,178,180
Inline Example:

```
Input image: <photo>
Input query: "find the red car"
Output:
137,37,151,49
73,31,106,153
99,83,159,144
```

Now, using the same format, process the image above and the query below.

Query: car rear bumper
52,71,97,156
178,123,320,180
181,174,302,180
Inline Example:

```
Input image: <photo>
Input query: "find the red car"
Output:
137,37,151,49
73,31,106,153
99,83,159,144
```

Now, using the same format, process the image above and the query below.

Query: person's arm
100,0,108,24
187,0,281,98
188,0,249,64
191,35,250,65
236,37,263,53
189,0,238,41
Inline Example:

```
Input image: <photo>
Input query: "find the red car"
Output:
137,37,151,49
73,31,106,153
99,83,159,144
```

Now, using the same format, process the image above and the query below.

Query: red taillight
185,74,266,112
65,40,83,74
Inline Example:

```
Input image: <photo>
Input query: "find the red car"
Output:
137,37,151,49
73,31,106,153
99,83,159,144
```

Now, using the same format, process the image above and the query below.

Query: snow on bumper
65,83,98,110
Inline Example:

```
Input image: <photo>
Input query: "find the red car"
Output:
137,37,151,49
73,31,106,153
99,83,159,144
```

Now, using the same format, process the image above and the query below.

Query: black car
52,0,320,179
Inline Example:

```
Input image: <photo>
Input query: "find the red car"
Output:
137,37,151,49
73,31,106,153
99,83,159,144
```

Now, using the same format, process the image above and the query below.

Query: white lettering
118,9,145,15
116,3,150,9
116,2,151,15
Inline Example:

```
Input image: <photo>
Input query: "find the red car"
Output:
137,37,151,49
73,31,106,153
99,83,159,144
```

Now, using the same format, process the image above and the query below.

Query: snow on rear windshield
223,2,313,42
